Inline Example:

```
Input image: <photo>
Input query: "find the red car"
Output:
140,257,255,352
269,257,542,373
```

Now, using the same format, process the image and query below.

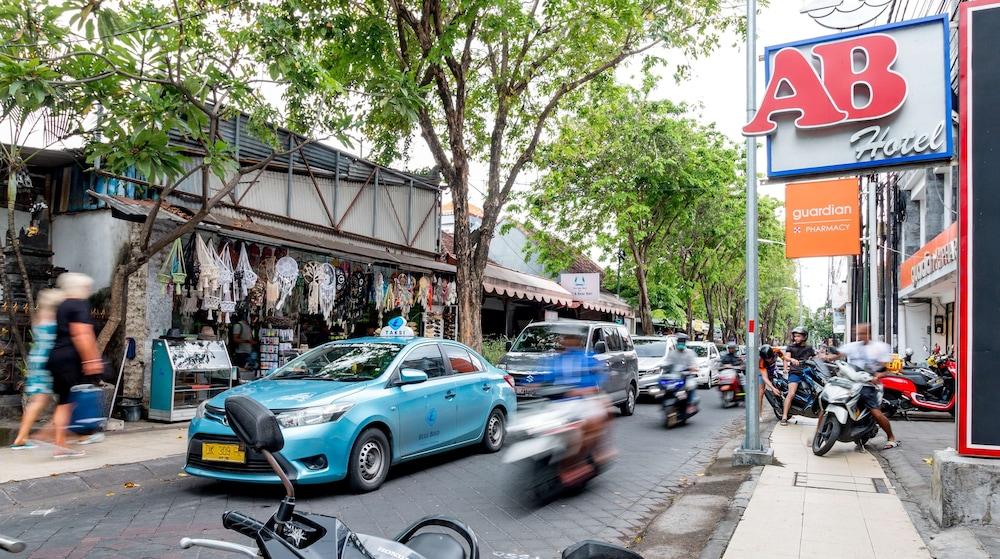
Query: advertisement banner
899,222,957,292
743,15,953,178
784,178,861,258
559,273,600,301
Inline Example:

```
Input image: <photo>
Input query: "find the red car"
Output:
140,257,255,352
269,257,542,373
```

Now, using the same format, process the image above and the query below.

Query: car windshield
688,345,709,357
510,324,589,352
635,340,668,358
269,343,402,381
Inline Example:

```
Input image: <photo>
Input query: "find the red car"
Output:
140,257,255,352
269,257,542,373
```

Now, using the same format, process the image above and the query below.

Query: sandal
779,419,789,426
882,441,900,450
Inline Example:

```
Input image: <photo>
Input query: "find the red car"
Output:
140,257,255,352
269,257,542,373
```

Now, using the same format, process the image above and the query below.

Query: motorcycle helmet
791,326,808,339
727,342,737,351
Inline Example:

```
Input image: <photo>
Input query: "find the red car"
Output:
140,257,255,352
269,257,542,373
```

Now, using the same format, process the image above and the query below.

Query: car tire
348,428,391,493
618,384,637,416
481,408,506,453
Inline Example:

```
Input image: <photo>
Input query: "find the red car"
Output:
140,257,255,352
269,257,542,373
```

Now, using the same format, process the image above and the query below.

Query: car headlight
276,403,354,428
195,400,208,420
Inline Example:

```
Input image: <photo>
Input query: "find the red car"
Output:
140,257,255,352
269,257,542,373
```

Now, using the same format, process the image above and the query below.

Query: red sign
899,222,957,291
743,34,908,136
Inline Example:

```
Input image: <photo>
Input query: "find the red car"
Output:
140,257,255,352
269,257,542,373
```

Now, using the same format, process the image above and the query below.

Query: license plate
514,384,538,396
202,442,246,463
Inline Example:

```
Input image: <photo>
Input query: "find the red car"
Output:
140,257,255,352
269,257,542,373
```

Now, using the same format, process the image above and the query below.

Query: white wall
900,301,932,361
52,210,131,290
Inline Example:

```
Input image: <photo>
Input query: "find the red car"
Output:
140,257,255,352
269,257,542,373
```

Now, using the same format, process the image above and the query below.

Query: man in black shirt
780,326,816,425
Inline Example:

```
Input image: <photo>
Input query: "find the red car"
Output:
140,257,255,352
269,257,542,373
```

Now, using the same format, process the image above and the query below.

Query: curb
0,454,186,507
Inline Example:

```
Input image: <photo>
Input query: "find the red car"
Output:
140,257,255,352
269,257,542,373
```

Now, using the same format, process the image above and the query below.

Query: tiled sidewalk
723,417,930,559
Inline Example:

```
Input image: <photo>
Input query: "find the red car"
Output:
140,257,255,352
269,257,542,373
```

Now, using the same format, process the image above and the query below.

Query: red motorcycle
880,352,955,418
716,365,746,408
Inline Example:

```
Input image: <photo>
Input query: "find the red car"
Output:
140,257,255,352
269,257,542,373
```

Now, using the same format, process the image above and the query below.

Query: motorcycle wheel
721,390,735,409
529,460,562,505
764,391,783,420
812,414,841,456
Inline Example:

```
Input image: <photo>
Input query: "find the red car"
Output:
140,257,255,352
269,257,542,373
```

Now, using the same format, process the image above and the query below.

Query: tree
254,0,740,348
0,0,343,357
523,85,739,335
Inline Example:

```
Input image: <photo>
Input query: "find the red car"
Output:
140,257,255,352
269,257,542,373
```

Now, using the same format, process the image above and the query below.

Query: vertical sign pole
735,0,771,465
869,178,880,340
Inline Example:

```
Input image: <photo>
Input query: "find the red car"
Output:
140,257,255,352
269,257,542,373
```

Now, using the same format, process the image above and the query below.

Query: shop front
898,222,957,361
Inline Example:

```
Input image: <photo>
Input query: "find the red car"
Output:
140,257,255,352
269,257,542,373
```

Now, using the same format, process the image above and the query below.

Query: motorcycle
763,359,832,420
715,364,746,408
184,395,640,559
658,366,700,428
881,361,955,418
812,362,882,456
503,388,616,504
0,535,25,554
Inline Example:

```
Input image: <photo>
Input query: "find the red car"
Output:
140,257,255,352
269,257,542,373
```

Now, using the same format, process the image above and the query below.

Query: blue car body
185,337,516,485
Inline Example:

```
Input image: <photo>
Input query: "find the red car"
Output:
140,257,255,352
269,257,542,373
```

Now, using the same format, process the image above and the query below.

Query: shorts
24,370,53,397
860,385,881,410
787,372,804,384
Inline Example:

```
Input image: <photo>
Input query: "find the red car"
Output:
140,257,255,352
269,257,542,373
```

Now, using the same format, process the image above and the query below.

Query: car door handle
445,390,457,400
481,383,492,392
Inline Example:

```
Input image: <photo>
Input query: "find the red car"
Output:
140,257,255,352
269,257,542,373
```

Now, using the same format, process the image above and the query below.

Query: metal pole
737,0,766,461
798,261,804,325
869,178,880,340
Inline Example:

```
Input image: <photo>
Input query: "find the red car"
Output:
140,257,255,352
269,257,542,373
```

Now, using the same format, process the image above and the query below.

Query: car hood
499,351,558,373
638,357,665,372
208,379,370,410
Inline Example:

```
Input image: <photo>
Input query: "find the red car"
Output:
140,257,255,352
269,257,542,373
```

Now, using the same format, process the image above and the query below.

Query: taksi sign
743,15,953,178
559,273,600,301
784,178,861,258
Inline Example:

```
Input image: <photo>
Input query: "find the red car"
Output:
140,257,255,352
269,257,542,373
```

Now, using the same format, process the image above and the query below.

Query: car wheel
348,428,390,493
481,408,506,453
618,384,637,416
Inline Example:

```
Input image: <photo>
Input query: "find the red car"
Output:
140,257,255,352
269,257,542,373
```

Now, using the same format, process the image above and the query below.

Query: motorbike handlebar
222,511,266,540
0,534,26,553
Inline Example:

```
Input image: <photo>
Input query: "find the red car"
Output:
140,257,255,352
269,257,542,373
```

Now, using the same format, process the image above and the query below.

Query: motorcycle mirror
505,340,513,351
562,540,644,559
224,395,284,453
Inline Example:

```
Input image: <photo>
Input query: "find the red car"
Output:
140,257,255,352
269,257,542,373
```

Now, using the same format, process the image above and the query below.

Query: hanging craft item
217,243,237,323
262,256,279,312
418,276,431,310
180,286,199,316
234,243,259,301
301,261,322,315
345,271,369,323
319,263,338,326
373,273,385,313
156,238,187,295
183,234,200,290
274,256,299,312
446,278,457,305
195,234,220,295
393,274,415,317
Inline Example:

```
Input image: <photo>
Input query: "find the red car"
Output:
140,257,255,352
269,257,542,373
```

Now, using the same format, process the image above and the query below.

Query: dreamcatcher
373,272,385,313
345,271,369,323
318,263,338,326
274,256,299,312
234,243,259,301
156,238,187,295
217,243,237,323
301,261,323,314
417,276,431,309
394,274,415,316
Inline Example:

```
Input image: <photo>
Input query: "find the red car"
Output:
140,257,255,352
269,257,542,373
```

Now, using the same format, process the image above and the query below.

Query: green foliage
480,337,510,366
804,305,836,345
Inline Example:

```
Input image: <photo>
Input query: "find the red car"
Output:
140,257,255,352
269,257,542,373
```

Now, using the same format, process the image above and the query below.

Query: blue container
69,384,106,435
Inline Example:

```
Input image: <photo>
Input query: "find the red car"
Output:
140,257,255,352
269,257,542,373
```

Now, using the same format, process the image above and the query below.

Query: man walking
825,323,898,449
780,326,815,426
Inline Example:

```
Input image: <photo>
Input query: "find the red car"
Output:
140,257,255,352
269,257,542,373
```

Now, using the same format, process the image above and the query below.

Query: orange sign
900,222,957,290
784,178,861,258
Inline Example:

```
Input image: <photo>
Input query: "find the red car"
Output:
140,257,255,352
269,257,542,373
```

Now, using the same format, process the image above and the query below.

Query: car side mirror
593,341,608,354
399,368,429,385
224,395,284,453
505,341,513,351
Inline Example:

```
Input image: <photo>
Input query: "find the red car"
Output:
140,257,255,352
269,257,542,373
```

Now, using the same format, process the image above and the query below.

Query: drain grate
793,472,891,494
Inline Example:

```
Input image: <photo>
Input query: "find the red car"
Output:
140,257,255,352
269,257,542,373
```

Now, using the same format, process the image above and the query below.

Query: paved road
0,394,745,559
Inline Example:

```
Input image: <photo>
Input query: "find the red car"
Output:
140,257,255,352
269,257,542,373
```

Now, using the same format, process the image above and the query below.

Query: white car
686,341,720,388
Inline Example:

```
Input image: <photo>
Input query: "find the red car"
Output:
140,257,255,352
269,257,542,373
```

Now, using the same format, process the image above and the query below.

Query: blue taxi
185,337,516,492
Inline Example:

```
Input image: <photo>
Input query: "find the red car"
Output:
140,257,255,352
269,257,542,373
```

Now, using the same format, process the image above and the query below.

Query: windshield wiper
328,376,373,382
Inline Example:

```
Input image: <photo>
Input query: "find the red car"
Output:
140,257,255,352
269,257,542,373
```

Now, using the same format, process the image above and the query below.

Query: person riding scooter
780,326,816,426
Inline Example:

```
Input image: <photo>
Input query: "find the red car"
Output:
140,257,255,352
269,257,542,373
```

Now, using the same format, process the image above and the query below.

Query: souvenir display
234,243,258,300
318,263,337,326
157,238,186,295
217,243,237,323
274,256,298,312
194,234,219,295
258,327,295,372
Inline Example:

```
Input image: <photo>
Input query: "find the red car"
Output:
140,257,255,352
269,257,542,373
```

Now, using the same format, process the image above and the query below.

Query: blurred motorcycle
659,366,700,428
715,364,746,408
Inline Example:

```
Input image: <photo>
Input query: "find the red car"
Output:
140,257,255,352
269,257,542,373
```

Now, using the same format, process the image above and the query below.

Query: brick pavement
0,397,745,559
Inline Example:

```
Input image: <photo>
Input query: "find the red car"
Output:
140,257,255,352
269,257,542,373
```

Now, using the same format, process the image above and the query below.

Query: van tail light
504,374,515,388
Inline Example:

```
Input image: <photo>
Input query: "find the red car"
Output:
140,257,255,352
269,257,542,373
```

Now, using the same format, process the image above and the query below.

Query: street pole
868,178,880,340
734,0,772,466
798,261,804,325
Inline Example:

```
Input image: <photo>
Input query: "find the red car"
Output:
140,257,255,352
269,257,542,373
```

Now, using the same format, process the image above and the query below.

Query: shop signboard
743,15,953,179
832,311,846,334
959,0,1000,458
559,273,600,301
784,178,861,258
899,222,957,294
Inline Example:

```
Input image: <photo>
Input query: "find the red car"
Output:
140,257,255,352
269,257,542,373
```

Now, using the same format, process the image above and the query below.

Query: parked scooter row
176,395,641,559
881,349,956,418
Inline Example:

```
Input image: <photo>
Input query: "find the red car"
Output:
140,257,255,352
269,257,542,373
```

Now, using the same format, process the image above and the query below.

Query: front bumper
184,417,353,485
637,373,662,395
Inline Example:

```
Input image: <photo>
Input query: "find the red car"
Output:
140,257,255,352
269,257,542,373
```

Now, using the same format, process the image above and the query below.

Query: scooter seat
406,533,466,559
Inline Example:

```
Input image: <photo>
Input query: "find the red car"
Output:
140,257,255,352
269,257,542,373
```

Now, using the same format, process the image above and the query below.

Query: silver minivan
497,321,640,416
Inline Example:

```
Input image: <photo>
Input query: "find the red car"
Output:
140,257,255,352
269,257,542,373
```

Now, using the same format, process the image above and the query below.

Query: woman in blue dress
10,289,64,449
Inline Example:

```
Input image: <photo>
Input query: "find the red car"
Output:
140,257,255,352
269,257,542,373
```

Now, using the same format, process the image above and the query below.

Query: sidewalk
723,417,930,559
0,422,188,485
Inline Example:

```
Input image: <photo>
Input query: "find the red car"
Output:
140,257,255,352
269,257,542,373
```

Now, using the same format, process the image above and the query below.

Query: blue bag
68,384,106,435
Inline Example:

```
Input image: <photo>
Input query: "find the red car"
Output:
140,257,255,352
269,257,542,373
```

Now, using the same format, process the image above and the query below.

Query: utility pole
734,0,773,466
869,178,880,340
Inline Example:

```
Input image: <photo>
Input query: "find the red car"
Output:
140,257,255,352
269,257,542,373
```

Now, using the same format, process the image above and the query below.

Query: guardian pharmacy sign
743,15,953,178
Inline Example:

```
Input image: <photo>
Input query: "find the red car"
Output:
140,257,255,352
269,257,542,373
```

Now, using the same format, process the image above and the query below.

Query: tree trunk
97,263,129,353
6,173,32,311
0,246,26,361
627,237,653,335
686,296,694,337
455,259,484,351
702,281,714,343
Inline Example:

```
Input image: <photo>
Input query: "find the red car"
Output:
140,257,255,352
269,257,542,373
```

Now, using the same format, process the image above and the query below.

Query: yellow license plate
202,442,246,463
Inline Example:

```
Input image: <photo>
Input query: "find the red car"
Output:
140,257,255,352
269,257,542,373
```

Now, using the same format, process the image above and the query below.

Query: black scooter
180,395,643,559
0,535,25,554
658,366,700,428
763,359,832,420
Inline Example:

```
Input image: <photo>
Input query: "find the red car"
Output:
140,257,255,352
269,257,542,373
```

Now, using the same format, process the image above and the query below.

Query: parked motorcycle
503,389,616,504
763,359,832,420
881,362,955,418
0,535,25,554
659,366,700,428
186,395,640,559
716,364,746,408
812,362,882,456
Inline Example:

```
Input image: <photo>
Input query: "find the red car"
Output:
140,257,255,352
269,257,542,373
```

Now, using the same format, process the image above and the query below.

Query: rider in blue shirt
546,333,603,397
